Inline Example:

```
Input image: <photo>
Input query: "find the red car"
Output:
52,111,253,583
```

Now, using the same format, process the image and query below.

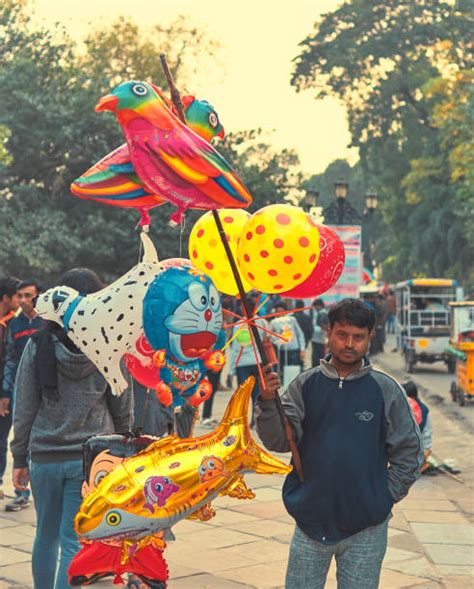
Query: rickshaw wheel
450,382,458,402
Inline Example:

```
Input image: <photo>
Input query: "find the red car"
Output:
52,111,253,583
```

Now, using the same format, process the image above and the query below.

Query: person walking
0,276,20,500
10,268,133,589
310,298,328,368
256,298,423,589
270,302,306,384
403,381,432,474
1,279,45,511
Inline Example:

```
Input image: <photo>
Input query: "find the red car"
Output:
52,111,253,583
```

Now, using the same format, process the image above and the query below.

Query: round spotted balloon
189,209,252,296
237,204,320,293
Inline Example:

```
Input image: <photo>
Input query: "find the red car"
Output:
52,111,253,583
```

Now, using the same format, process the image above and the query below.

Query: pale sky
34,0,358,175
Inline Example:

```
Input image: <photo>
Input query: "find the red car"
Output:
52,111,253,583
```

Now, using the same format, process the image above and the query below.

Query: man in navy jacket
256,298,423,589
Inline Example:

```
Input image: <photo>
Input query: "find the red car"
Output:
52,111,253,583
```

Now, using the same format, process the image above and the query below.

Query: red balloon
281,224,345,299
124,335,159,389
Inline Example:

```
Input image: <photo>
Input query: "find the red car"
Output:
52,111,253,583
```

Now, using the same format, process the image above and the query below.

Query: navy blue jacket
256,358,423,543
2,313,44,400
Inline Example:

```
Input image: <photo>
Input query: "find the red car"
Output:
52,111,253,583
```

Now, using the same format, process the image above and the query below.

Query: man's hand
13,467,29,491
260,364,280,401
0,398,10,417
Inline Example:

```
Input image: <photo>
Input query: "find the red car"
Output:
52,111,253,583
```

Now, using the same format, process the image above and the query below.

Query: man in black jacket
256,298,423,589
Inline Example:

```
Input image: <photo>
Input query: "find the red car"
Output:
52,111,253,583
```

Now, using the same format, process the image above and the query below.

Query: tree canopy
292,0,474,286
0,2,301,285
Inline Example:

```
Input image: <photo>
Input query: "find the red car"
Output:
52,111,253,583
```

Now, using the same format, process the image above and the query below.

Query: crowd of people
0,272,426,589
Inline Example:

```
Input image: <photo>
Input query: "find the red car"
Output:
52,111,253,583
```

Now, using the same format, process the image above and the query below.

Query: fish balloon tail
140,231,158,262
223,377,292,477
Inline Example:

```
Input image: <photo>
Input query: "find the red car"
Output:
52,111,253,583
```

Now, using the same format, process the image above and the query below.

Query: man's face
328,321,371,366
3,293,20,313
18,286,38,315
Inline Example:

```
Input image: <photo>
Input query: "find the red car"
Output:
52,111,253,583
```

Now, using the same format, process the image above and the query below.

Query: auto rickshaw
446,301,474,406
395,279,463,373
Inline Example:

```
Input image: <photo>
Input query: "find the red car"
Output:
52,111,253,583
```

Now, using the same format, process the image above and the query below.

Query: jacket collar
320,354,372,381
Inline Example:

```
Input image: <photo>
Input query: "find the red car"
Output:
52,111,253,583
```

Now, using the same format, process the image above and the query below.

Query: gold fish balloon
75,377,291,542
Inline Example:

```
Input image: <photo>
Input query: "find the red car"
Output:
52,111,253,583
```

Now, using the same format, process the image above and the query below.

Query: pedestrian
386,290,396,334
256,298,423,589
403,381,432,474
294,301,314,351
10,268,133,589
229,300,268,427
270,302,306,384
0,275,20,500
1,279,45,511
310,298,328,368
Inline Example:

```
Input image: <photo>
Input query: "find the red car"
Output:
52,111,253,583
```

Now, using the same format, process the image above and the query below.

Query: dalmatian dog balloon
35,233,165,395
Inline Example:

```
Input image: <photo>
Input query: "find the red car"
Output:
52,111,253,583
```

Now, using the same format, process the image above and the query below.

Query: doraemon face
165,278,222,361
35,286,78,323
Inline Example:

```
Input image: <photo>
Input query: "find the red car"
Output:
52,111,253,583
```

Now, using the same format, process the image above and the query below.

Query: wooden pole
159,54,304,482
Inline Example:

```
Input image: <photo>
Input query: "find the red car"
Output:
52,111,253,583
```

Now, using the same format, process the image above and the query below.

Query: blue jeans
30,460,83,589
236,365,261,426
286,520,388,588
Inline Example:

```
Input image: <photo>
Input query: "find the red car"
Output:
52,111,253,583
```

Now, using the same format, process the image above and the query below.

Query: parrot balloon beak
217,126,225,139
95,94,119,113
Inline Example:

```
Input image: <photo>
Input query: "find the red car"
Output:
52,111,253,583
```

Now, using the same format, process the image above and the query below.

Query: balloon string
128,376,135,433
254,296,270,316
248,327,266,392
179,214,186,258
221,327,243,352
234,346,244,367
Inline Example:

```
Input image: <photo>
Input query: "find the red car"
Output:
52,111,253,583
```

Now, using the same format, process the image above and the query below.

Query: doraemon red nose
204,309,212,322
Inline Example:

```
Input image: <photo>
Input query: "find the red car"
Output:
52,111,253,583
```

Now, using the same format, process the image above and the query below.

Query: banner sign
322,225,362,305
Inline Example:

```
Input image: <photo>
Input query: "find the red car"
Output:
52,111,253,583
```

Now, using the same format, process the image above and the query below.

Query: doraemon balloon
143,267,226,408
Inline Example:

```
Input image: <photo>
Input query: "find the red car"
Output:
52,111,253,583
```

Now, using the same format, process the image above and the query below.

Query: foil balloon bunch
74,378,291,549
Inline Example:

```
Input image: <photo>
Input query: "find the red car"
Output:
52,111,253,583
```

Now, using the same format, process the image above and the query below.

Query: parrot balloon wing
71,143,166,212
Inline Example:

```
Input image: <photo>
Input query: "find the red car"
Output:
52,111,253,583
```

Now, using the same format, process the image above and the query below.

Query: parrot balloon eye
208,112,219,128
132,84,148,97
106,512,121,526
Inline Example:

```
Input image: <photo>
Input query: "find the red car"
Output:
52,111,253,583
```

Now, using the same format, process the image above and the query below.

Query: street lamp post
322,181,362,224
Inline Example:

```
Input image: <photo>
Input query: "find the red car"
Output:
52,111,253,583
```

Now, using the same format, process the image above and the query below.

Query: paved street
0,339,473,588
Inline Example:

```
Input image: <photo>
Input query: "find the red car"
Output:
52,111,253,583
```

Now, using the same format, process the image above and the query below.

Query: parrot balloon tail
74,377,291,542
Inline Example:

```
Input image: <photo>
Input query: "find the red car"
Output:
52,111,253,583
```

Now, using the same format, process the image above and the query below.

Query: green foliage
292,0,473,287
0,3,299,285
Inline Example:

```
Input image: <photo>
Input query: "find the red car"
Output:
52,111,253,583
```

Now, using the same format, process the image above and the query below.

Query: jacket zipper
338,378,344,389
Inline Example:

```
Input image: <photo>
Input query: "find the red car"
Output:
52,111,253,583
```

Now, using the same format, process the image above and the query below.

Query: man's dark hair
17,279,43,294
0,276,20,299
402,381,418,399
274,301,288,311
313,298,325,308
60,268,104,294
328,298,375,332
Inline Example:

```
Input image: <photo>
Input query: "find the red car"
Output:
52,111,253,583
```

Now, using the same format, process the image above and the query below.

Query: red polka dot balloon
188,209,252,295
237,204,320,293
281,223,345,299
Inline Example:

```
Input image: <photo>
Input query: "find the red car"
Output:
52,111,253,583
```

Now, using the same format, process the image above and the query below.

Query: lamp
334,181,349,200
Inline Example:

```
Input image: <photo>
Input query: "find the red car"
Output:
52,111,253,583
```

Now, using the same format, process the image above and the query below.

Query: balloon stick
160,54,304,482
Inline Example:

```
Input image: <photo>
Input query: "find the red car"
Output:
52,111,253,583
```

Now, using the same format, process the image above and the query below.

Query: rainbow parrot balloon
71,90,226,227
74,377,291,543
92,80,253,224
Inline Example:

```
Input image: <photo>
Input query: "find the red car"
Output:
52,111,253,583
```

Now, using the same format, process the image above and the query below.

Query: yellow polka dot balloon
237,204,320,293
189,209,252,295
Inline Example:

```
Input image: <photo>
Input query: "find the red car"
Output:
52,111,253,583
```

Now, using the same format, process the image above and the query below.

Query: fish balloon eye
132,84,148,97
208,460,215,468
106,511,121,526
155,483,163,492
208,112,219,128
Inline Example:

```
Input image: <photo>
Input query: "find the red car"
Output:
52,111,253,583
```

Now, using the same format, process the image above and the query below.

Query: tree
291,0,473,284
0,2,301,284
